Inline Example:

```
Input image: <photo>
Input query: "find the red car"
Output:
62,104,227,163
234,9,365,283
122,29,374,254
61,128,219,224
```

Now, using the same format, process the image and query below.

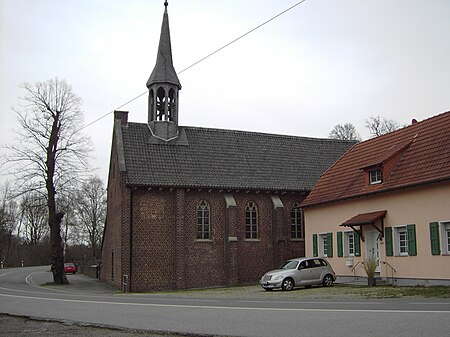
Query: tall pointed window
290,203,304,239
167,88,176,122
245,202,258,239
156,87,166,121
196,200,210,240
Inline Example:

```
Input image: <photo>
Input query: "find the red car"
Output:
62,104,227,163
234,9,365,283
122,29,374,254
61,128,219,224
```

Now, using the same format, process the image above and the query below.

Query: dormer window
369,169,383,185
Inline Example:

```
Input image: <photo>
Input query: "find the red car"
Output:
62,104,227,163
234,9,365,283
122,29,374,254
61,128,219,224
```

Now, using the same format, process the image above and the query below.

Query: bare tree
329,123,361,141
3,78,91,284
365,116,400,138
19,192,48,245
74,176,106,260
0,183,18,267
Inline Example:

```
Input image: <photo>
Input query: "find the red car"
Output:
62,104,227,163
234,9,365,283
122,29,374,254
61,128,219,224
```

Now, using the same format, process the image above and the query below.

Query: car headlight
273,275,284,281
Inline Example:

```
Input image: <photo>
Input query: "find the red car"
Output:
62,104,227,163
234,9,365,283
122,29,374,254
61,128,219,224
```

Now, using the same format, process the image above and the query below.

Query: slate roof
146,5,181,89
302,111,450,207
118,123,355,191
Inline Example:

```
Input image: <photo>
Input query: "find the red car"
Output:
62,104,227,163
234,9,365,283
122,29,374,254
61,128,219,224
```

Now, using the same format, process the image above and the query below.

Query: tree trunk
49,212,67,284
47,114,68,285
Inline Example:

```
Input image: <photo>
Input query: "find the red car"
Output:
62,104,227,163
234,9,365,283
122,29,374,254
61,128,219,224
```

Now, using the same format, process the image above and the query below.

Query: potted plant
362,256,377,287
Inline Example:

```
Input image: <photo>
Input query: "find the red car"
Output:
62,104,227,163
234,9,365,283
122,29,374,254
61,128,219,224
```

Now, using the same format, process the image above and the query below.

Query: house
100,2,354,291
301,111,450,286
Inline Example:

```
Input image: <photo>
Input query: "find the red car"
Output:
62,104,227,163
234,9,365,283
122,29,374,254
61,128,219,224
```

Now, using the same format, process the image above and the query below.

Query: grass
136,284,450,299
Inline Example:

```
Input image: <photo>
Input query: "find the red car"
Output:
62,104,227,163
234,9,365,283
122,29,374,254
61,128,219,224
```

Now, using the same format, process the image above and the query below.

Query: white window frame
319,233,328,257
369,169,382,185
344,231,355,257
440,221,450,255
394,226,408,256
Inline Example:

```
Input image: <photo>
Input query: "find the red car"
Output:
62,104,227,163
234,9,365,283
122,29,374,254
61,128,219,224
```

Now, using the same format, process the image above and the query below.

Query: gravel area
0,314,218,337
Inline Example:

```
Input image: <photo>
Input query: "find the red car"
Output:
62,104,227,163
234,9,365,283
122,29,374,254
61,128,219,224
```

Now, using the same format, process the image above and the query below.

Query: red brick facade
101,158,307,291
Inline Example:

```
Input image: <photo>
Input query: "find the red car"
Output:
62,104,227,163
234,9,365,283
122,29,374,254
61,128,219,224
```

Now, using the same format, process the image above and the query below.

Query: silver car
259,257,336,291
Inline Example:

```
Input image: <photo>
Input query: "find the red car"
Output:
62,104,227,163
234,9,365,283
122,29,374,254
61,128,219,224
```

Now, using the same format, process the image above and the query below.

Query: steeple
147,1,181,141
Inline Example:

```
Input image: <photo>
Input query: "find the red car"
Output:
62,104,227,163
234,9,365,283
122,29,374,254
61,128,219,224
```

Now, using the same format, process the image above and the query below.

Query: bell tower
147,1,182,140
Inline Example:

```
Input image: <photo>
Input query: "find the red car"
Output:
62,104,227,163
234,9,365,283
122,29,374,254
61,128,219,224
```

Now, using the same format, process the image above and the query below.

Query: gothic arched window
245,201,258,239
156,87,166,121
290,202,304,239
196,200,210,239
167,88,176,121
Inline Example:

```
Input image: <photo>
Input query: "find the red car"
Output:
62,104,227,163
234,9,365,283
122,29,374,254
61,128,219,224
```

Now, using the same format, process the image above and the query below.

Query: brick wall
130,189,176,291
103,182,307,291
101,139,126,289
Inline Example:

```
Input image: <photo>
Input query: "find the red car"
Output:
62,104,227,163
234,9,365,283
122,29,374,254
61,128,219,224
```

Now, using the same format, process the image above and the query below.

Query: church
100,2,354,291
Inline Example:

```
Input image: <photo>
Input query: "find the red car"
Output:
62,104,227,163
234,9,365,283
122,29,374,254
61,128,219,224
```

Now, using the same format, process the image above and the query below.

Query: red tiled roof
340,210,387,227
302,111,450,207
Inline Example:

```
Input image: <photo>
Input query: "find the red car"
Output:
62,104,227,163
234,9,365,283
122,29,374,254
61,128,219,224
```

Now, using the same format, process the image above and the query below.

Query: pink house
301,111,450,286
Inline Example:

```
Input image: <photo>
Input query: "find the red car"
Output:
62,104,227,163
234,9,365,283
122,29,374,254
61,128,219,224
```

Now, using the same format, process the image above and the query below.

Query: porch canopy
340,210,387,241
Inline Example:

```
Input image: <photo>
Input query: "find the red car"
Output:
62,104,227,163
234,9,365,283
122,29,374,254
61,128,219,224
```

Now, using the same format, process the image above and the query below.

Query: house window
196,200,210,239
369,169,382,185
447,229,450,253
245,201,258,239
394,225,417,256
290,203,304,239
344,231,355,256
319,233,328,257
441,222,450,255
398,227,408,255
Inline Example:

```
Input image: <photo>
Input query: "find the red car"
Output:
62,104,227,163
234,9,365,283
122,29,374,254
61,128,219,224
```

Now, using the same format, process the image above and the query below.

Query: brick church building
100,2,354,291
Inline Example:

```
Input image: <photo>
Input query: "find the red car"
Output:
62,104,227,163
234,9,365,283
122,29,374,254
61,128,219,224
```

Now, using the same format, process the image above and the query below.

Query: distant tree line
329,115,402,141
0,176,106,268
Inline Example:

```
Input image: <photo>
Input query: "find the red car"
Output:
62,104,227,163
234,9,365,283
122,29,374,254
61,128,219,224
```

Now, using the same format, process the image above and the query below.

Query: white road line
1,293,449,314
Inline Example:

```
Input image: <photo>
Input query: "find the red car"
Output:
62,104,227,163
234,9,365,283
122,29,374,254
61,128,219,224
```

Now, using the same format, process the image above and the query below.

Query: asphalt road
1,266,450,337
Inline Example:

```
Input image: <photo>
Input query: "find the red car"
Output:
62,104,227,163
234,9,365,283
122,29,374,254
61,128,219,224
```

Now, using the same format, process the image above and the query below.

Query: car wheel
322,274,334,287
281,278,294,291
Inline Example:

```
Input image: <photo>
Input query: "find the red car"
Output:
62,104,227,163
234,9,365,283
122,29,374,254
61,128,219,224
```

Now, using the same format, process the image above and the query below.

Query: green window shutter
313,234,318,257
354,231,361,256
407,224,417,256
385,227,393,256
337,231,343,257
327,232,333,257
429,222,440,255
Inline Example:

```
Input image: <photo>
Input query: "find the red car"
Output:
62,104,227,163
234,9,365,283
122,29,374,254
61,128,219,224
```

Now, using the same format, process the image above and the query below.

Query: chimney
114,110,129,125
411,119,418,125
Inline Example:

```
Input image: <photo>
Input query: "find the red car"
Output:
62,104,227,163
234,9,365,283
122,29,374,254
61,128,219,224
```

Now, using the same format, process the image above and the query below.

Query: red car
64,262,77,274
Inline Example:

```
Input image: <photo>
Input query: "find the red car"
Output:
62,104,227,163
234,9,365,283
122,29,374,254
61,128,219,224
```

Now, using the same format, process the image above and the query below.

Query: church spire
147,1,181,141
146,1,181,89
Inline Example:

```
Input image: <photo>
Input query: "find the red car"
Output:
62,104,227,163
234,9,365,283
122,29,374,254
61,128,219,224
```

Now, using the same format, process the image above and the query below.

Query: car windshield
280,260,299,270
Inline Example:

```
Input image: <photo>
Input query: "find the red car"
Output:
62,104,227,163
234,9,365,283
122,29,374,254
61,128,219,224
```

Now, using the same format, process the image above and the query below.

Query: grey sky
1,0,449,184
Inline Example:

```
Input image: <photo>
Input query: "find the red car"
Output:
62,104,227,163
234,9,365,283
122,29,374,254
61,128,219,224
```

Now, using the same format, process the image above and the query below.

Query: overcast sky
1,0,449,185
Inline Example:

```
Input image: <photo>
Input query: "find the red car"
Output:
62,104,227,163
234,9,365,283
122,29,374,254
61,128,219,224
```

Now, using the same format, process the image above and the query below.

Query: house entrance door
366,230,381,273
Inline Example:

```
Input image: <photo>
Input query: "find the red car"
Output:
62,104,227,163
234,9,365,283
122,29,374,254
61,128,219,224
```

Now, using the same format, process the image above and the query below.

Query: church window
196,200,210,239
290,203,304,239
245,201,258,239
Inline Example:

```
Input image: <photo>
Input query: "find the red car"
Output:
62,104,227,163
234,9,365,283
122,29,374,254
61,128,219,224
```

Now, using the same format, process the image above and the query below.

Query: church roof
117,122,355,191
146,3,181,89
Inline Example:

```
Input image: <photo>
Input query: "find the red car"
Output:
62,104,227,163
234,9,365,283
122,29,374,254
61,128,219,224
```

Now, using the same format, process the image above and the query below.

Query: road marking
0,271,11,278
1,293,449,314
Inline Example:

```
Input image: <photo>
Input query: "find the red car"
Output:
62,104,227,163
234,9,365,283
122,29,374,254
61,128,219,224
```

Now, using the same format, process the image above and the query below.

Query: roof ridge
125,122,356,143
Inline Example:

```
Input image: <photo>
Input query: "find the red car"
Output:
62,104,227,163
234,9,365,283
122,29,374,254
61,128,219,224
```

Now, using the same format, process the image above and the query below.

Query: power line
79,0,308,132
